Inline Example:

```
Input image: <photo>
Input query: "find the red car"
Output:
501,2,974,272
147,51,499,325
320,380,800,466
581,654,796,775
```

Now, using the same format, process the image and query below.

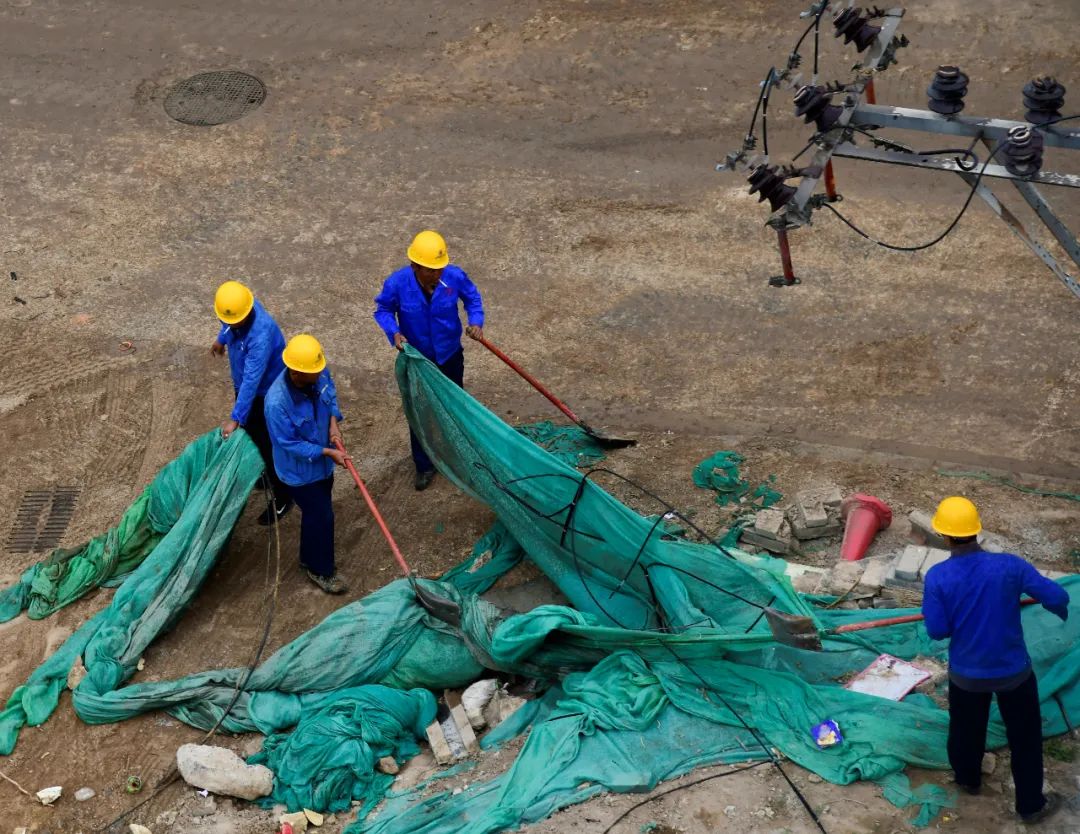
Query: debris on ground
462,679,499,729
35,785,61,805
74,786,96,801
482,687,528,730
740,507,793,555
176,743,274,800
845,655,932,701
128,824,152,834
279,810,309,833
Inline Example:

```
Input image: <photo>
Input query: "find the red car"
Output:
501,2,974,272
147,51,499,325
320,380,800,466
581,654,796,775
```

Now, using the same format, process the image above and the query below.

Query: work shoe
414,470,436,491
257,499,293,526
304,569,347,595
1020,793,1061,825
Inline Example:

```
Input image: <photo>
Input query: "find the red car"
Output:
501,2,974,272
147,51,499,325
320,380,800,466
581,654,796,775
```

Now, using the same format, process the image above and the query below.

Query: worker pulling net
1,347,1078,832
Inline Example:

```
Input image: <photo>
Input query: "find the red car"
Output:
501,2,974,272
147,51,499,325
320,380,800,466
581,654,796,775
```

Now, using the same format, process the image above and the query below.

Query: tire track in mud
133,377,198,490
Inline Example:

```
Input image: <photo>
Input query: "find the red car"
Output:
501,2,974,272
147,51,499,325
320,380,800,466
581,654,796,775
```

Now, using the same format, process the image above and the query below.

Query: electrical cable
600,760,770,833
97,478,283,833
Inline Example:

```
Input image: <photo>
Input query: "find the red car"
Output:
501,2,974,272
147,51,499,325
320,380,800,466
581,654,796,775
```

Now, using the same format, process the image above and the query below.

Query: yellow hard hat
214,281,255,325
407,230,449,270
931,496,982,538
282,334,327,374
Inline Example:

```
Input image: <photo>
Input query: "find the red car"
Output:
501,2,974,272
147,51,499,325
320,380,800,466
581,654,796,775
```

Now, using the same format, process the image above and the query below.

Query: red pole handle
475,335,586,428
332,437,412,577
834,597,1040,635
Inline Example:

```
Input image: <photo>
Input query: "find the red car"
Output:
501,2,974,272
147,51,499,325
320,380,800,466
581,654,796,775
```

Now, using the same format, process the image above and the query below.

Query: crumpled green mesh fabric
2,348,1078,834
692,451,782,508
514,420,606,468
0,429,264,754
248,685,437,816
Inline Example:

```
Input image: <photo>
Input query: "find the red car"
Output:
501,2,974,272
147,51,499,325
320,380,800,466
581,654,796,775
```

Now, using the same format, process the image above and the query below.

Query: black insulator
793,85,844,132
927,65,969,115
1001,125,1044,178
747,164,797,212
832,7,882,53
1022,76,1066,125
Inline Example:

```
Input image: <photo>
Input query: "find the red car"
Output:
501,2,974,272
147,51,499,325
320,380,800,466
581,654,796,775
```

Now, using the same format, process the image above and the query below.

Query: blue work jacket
923,548,1070,680
217,300,287,425
373,264,484,364
264,368,344,487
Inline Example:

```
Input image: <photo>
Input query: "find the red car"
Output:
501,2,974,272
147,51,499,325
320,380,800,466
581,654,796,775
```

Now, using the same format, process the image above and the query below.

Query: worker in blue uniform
211,280,292,525
264,334,349,594
922,496,1069,825
373,230,485,491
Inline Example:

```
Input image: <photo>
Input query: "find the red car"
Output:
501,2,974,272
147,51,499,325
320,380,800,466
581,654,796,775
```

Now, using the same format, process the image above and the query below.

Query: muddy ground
1,0,1079,831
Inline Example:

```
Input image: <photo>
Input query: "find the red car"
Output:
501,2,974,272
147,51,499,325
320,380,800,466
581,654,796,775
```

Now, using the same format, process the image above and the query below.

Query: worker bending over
265,334,349,594
211,281,292,525
922,496,1069,825
373,230,485,491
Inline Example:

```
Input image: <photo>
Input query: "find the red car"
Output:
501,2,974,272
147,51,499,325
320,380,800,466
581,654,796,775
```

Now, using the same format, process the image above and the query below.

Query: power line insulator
926,65,969,115
1022,76,1066,125
832,7,882,53
1001,125,1044,178
793,85,843,132
747,164,797,212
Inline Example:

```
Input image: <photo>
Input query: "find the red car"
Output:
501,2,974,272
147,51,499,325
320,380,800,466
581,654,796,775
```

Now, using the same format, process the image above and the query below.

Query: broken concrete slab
859,556,893,591
919,547,950,579
908,510,949,549
425,720,454,765
796,485,843,511
279,811,309,833
820,561,867,596
741,509,794,555
896,545,927,582
450,704,480,755
176,744,273,801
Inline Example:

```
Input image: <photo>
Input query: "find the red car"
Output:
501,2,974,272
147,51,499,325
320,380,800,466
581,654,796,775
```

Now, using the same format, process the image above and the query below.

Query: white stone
982,752,997,775
75,786,96,801
482,690,527,729
461,679,499,729
859,556,892,591
176,744,274,801
36,786,62,805
129,825,153,834
376,756,399,775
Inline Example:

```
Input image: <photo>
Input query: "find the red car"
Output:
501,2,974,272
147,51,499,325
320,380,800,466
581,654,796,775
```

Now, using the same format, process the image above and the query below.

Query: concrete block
754,508,786,538
789,499,842,540
896,545,927,582
797,485,842,511
791,570,824,594
740,529,792,556
908,510,949,549
425,720,454,765
449,704,480,755
799,500,829,528
918,548,951,579
821,561,866,596
859,556,893,591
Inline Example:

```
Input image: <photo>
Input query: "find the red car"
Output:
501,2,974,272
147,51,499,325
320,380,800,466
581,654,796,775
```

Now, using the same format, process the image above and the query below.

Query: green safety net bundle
0,429,264,754
2,347,1079,834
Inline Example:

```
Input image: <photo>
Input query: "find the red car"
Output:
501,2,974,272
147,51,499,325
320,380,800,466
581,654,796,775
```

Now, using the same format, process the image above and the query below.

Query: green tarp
1,346,1077,834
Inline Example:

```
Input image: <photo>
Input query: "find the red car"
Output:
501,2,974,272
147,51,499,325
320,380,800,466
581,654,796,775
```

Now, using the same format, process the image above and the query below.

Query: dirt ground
1,0,1079,831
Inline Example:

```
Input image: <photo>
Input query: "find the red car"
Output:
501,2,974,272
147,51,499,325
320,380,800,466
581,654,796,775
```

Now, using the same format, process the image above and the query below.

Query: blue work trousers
290,476,335,577
410,350,465,474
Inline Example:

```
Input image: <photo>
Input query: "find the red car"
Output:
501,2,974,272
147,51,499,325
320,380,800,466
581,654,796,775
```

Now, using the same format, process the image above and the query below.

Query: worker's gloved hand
221,419,239,439
210,340,225,357
324,447,350,467
393,333,408,351
466,325,484,341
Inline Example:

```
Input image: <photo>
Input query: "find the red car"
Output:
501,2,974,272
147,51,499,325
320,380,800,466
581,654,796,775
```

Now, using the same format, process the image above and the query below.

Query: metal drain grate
163,71,266,126
6,487,80,553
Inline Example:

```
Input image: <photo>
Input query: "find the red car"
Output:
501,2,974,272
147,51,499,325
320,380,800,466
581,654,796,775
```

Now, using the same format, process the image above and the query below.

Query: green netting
692,451,782,508
2,347,1078,834
0,429,264,754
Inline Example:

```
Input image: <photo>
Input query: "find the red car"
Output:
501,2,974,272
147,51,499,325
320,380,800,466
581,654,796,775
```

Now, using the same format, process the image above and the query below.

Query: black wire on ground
98,479,282,833
600,760,769,833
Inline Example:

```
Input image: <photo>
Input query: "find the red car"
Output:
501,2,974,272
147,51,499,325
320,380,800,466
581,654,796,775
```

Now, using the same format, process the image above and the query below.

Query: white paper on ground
845,653,931,701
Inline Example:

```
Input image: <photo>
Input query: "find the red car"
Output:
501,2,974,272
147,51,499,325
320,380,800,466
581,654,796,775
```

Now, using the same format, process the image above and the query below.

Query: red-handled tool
332,437,462,625
766,597,1040,651
475,335,635,448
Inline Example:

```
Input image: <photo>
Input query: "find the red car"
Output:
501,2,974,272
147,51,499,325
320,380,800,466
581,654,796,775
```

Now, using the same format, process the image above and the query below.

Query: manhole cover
6,487,80,553
163,71,266,126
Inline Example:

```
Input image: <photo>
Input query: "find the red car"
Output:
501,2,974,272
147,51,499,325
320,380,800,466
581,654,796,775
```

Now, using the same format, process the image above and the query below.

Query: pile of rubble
739,486,1067,610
